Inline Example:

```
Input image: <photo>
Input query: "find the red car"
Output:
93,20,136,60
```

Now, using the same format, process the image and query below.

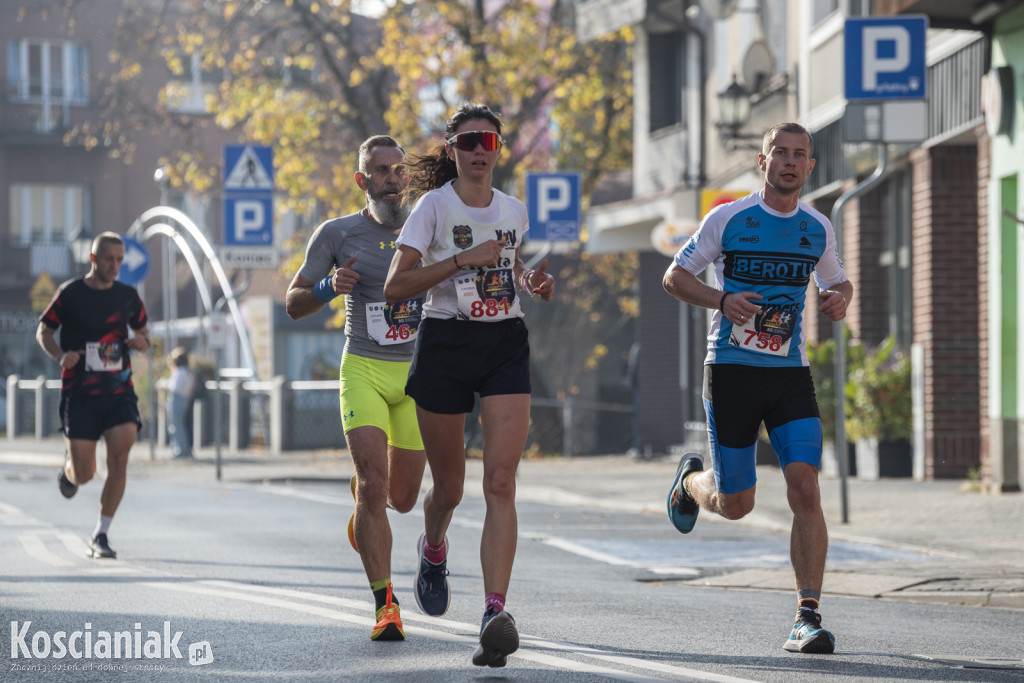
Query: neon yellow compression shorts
339,352,423,450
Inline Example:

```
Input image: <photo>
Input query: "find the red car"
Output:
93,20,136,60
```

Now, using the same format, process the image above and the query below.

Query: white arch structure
127,206,257,378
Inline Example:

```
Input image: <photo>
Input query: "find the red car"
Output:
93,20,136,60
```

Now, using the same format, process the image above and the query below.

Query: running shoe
667,452,703,533
58,452,78,499
414,532,450,616
783,610,835,654
347,477,359,553
370,583,405,641
471,609,519,668
88,533,117,559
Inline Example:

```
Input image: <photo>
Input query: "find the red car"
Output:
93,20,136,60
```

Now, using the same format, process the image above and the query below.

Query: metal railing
5,374,636,457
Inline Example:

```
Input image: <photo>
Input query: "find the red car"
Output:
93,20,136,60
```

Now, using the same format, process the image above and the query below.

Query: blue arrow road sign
844,16,927,101
527,172,581,242
117,236,150,286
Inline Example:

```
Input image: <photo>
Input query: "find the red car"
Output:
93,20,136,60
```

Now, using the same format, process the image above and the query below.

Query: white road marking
0,500,49,527
142,579,760,682
17,530,75,567
541,536,702,577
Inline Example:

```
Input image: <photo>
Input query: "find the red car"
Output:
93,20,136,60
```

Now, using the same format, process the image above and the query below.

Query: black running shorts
406,317,531,414
60,392,142,441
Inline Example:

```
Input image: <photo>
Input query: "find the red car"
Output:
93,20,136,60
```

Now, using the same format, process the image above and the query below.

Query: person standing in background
166,347,195,459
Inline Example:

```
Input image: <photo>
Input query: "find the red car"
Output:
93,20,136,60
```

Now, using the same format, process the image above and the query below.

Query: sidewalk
4,436,1023,610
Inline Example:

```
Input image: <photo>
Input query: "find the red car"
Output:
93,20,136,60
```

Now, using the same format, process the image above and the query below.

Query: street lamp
69,226,93,266
154,165,170,203
716,75,762,150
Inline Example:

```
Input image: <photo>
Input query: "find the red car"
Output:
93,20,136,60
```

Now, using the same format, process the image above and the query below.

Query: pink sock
484,592,505,614
423,539,446,564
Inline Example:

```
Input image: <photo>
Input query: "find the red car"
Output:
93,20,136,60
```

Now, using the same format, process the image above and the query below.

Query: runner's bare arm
285,272,325,320
818,280,853,321
663,264,761,323
36,322,81,369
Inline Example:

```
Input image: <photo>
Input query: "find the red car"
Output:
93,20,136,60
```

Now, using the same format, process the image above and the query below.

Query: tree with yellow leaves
25,0,639,450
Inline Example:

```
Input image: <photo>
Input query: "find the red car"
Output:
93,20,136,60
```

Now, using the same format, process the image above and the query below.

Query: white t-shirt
396,180,529,320
168,366,195,399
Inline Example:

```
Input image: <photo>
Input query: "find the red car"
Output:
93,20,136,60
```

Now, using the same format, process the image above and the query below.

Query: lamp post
154,166,176,352
716,75,762,150
152,166,172,462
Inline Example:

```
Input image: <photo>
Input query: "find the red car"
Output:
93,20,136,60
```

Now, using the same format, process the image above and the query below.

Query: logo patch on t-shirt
452,225,473,249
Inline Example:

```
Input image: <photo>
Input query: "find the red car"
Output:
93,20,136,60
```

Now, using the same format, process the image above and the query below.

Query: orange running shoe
370,583,405,641
347,477,359,553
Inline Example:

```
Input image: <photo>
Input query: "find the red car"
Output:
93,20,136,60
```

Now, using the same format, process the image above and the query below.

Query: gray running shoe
88,533,117,559
472,609,519,667
58,452,78,499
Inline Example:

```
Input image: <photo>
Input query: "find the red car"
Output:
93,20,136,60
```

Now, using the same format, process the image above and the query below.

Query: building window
812,0,872,25
165,53,221,114
648,30,683,133
6,39,89,131
8,184,89,245
881,169,912,347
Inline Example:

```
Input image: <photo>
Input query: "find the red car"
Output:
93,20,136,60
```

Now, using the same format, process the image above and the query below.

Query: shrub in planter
845,336,912,477
807,329,864,444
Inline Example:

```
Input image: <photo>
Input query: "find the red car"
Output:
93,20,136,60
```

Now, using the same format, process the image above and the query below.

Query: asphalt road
2,462,1022,682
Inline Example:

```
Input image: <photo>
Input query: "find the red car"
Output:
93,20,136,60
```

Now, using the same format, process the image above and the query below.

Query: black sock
372,585,395,610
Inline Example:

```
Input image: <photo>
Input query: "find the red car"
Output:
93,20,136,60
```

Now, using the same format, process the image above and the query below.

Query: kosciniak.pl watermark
9,621,214,666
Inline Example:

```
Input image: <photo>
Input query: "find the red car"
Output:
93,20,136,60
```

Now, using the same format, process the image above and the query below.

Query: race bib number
366,299,423,346
732,306,796,357
455,269,521,321
85,342,123,372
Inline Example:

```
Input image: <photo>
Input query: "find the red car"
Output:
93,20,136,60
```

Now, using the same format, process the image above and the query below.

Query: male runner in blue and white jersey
663,122,853,655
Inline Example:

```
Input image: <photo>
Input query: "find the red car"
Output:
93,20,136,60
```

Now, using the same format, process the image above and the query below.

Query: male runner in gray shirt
286,135,425,641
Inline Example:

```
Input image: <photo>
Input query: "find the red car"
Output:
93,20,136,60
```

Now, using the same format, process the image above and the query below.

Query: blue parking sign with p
527,172,580,242
224,196,273,245
844,16,927,101
224,144,274,246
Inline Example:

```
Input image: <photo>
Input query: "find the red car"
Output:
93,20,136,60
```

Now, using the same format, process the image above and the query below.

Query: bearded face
366,185,410,228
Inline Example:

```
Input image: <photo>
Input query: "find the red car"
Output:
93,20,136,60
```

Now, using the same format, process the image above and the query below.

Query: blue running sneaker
472,609,519,668
414,532,450,616
667,453,703,533
783,610,835,654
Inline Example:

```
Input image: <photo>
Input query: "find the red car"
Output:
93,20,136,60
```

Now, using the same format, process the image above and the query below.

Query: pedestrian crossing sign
224,145,274,191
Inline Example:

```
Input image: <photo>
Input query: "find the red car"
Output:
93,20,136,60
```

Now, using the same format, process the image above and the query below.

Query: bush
807,337,838,442
807,328,864,443
845,336,912,442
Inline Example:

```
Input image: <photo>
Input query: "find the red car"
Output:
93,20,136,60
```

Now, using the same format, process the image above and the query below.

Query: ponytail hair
404,102,504,203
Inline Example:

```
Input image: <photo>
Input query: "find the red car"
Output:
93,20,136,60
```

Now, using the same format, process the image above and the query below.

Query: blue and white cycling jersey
674,191,847,368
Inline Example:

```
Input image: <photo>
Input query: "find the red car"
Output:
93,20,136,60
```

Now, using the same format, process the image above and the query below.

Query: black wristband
719,292,729,314
453,253,462,269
